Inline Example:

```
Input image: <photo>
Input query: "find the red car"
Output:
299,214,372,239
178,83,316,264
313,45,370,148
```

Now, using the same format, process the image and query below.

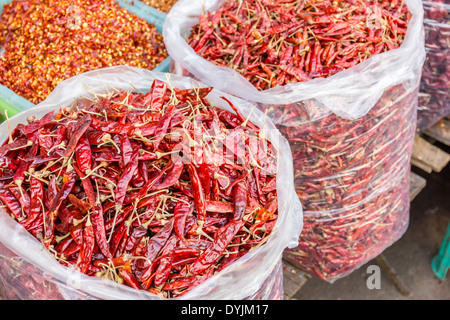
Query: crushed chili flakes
141,0,179,13
0,0,168,104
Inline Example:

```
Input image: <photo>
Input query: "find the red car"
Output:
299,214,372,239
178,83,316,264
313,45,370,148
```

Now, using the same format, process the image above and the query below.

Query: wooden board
410,158,433,173
283,261,309,300
424,118,450,147
375,254,410,296
411,134,450,173
410,171,427,202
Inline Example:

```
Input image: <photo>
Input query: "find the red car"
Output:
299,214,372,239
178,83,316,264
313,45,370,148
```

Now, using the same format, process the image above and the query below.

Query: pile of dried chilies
0,79,279,298
417,0,449,130
0,0,168,104
179,0,418,282
186,0,411,90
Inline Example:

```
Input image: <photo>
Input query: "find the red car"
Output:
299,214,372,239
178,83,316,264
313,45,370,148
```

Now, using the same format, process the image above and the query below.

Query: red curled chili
189,220,245,276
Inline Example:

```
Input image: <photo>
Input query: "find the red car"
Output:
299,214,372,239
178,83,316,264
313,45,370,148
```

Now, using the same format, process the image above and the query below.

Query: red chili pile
0,0,168,104
0,80,279,298
186,0,411,90
417,0,449,130
142,0,179,13
183,0,416,281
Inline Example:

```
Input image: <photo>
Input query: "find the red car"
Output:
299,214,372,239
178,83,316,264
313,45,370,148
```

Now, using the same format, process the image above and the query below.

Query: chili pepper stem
195,225,214,241
5,110,13,144
154,150,182,159
213,172,230,189
8,140,33,151
97,135,121,154
25,172,50,186
54,232,71,243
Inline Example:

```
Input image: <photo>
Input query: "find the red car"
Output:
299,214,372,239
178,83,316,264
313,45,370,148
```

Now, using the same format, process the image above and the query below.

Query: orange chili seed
141,0,179,13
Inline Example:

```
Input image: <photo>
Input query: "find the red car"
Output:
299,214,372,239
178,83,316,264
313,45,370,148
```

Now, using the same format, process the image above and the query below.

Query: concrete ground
294,142,450,300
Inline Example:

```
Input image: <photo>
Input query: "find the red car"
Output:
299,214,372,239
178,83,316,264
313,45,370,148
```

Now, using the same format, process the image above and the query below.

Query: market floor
293,142,450,300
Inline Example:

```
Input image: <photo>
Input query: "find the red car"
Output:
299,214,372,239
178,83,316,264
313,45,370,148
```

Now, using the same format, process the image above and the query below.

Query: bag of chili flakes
164,0,426,282
0,66,302,299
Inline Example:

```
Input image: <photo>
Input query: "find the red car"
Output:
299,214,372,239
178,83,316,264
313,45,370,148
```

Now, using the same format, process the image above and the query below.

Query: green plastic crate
118,0,168,26
0,97,23,122
0,0,169,117
125,0,169,21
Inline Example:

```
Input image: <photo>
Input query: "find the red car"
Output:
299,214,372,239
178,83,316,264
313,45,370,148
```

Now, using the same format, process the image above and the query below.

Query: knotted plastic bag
0,66,302,299
163,0,425,282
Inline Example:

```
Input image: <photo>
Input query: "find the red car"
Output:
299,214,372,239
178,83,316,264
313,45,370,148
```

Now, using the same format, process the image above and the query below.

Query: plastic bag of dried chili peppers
417,0,450,130
0,65,302,300
164,0,426,282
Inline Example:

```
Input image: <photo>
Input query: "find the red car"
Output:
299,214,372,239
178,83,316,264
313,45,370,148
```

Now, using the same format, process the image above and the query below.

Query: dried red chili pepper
185,164,207,229
114,152,140,211
143,0,179,13
154,159,184,191
232,180,248,221
189,220,245,276
153,236,176,287
173,196,192,240
76,216,95,274
119,268,141,290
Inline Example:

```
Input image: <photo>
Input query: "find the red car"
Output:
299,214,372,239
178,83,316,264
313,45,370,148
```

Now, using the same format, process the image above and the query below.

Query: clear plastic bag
417,1,450,130
0,66,303,299
163,0,425,282
0,242,285,300
280,84,417,281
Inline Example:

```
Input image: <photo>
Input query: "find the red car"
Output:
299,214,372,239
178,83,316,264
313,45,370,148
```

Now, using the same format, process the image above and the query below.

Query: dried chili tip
119,268,141,290
148,287,167,299
26,116,37,124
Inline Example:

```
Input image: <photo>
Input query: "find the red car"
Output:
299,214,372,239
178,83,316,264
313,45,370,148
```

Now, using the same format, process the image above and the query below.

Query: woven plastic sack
0,66,302,299
417,0,450,130
163,0,425,282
